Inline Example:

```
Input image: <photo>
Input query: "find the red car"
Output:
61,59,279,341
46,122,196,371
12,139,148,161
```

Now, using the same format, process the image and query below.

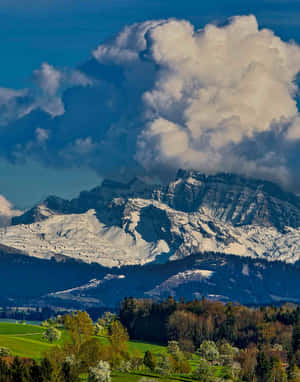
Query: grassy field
0,322,44,335
0,323,214,382
128,340,166,355
0,322,54,358
0,323,170,368
0,322,167,360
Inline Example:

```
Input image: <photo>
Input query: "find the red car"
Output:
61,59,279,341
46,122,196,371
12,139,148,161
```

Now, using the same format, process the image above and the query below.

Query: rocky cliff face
159,170,300,230
12,170,300,229
4,171,300,267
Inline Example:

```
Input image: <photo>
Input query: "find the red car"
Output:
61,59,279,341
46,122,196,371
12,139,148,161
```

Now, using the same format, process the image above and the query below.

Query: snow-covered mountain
2,170,300,267
1,170,300,306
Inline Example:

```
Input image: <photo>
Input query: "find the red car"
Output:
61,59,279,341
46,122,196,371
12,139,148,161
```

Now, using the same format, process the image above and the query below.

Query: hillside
1,171,300,306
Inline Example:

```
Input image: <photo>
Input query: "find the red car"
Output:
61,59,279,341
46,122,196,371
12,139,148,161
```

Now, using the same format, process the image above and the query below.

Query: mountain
5,171,300,266
2,170,300,307
0,249,300,308
13,171,300,230
161,170,300,230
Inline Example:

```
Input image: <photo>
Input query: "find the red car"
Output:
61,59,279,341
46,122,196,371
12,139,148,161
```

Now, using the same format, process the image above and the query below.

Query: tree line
120,296,300,380
2,298,300,381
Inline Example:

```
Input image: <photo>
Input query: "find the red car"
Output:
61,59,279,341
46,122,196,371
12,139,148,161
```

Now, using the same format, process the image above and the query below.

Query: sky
1,0,300,208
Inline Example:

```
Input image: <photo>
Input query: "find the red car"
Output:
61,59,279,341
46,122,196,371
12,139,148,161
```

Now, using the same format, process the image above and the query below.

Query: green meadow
0,322,231,382
0,322,53,358
0,322,167,360
0,322,190,382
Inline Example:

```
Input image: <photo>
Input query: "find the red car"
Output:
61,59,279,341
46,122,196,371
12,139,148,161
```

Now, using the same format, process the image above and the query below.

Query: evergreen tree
40,358,52,381
0,359,9,382
293,320,300,352
143,350,157,371
29,362,44,382
10,357,29,382
256,351,272,382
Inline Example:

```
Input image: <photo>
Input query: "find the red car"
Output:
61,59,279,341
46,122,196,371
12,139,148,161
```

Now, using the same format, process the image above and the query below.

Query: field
0,322,167,359
0,322,52,358
0,322,191,381
0,322,220,382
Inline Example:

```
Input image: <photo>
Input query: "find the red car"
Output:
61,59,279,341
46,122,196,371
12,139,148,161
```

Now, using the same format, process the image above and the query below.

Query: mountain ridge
12,170,300,230
3,170,300,268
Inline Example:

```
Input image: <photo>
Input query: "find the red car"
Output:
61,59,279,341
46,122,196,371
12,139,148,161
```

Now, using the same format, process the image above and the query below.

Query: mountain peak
3,170,300,270
11,170,300,231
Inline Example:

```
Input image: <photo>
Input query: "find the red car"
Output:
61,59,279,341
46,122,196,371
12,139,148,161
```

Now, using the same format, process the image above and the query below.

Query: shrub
143,350,157,371
0,347,11,357
197,341,219,363
87,360,111,382
193,358,215,382
156,354,173,377
167,341,180,356
116,360,132,373
43,327,61,343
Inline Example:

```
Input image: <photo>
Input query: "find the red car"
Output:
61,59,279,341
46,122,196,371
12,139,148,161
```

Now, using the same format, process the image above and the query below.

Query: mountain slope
1,249,300,307
2,171,300,306
13,170,300,230
161,170,300,230
3,171,300,267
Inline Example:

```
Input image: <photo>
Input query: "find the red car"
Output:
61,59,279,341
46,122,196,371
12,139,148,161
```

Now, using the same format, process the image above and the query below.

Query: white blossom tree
87,360,111,382
43,327,61,343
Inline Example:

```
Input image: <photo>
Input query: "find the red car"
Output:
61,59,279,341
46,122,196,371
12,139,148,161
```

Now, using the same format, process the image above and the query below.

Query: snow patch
146,269,214,297
48,274,126,297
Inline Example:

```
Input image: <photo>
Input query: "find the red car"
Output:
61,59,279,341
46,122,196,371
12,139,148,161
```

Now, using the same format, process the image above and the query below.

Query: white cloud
0,63,94,123
134,16,300,180
92,15,300,185
0,195,22,226
35,128,49,143
0,87,30,125
0,15,300,189
31,63,93,116
33,63,61,96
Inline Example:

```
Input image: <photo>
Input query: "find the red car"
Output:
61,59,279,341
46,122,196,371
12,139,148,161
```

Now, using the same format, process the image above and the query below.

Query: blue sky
1,0,300,208
2,0,300,89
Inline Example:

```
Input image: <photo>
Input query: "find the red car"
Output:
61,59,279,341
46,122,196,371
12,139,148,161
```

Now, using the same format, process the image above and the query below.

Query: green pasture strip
0,322,66,359
0,322,45,335
12,333,47,343
0,335,52,358
128,340,166,355
97,336,166,356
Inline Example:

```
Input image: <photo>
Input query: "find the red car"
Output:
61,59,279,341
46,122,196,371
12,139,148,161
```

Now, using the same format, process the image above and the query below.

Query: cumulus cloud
0,63,93,123
0,15,300,189
0,195,22,227
0,195,21,216
0,88,31,125
31,62,94,116
136,16,300,182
